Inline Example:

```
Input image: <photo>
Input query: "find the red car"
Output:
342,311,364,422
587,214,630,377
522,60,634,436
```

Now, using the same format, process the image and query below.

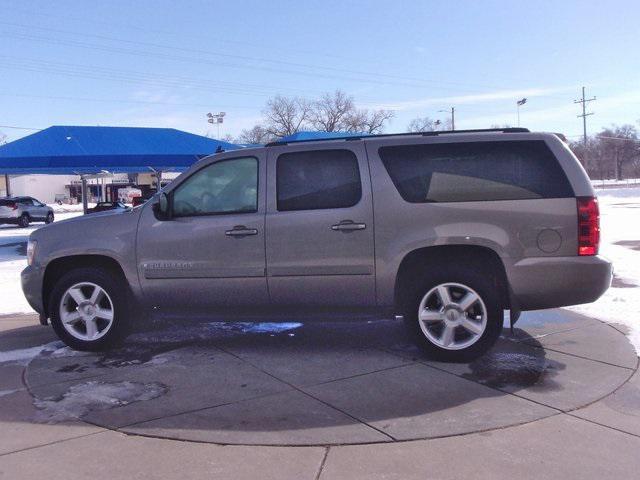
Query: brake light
577,197,600,256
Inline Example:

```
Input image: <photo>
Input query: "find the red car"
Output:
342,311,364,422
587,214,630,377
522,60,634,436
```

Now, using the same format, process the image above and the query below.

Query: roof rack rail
266,128,530,146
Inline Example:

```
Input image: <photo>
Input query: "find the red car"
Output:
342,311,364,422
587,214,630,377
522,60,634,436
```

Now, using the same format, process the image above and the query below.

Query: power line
0,92,256,110
574,86,596,146
0,22,575,98
0,124,42,131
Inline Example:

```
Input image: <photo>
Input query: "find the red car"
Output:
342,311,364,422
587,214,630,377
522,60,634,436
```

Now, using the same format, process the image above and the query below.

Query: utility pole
574,86,596,146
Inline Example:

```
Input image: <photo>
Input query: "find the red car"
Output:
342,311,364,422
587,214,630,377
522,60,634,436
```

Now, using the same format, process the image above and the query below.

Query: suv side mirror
153,192,172,220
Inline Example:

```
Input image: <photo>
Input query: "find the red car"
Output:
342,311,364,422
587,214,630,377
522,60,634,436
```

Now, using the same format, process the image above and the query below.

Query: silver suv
21,129,612,361
0,196,54,228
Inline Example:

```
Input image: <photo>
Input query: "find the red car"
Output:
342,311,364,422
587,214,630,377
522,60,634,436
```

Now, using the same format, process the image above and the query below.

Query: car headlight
27,239,37,266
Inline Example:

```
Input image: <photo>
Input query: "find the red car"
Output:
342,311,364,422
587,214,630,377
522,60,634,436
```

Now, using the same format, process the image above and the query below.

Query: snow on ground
566,187,640,354
34,381,167,423
1,190,639,354
0,211,83,314
48,202,98,214
0,341,62,365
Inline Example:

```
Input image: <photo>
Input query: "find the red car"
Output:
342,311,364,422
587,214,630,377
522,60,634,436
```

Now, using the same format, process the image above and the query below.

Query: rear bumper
21,265,45,315
507,255,612,311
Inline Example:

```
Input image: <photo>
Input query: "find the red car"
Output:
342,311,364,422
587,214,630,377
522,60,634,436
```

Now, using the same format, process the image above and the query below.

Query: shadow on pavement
0,316,577,444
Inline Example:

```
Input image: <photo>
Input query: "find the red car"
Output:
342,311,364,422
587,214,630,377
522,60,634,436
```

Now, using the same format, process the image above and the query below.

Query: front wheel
18,214,30,228
403,269,503,362
49,267,129,351
45,212,54,224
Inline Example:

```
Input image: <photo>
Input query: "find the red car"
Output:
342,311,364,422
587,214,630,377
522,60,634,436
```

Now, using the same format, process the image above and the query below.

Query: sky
1,0,639,143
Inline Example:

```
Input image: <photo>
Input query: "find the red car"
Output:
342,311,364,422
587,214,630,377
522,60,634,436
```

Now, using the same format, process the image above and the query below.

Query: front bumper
21,264,45,315
507,255,612,311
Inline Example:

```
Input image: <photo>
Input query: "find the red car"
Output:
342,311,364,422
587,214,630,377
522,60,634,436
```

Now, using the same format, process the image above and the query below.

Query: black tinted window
277,149,361,211
379,141,573,203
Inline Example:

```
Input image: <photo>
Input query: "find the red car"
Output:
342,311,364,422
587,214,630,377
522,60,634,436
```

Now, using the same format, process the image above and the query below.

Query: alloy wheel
417,282,488,350
59,282,115,341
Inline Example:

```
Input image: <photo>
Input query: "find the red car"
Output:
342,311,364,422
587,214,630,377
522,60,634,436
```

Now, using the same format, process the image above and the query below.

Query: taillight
9,202,17,210
577,197,600,256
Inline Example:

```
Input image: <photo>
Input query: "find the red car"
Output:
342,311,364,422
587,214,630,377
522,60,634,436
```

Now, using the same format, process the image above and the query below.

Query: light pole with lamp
438,107,455,130
207,112,226,138
516,98,527,127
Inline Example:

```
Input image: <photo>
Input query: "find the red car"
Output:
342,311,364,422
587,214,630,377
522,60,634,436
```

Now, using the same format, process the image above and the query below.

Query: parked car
132,195,151,207
22,129,612,360
0,196,54,227
86,201,129,214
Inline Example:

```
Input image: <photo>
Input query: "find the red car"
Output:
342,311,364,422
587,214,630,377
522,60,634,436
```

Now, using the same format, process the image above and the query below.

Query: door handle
331,221,366,231
225,226,258,237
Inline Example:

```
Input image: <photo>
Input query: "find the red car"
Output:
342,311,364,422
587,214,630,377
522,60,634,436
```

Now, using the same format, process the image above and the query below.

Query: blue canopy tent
278,131,366,142
0,125,239,212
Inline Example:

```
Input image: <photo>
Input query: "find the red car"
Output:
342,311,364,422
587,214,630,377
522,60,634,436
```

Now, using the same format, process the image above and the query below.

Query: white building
4,172,181,204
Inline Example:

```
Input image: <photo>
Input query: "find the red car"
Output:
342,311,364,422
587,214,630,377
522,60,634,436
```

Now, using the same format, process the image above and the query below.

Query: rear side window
277,149,361,211
379,141,573,203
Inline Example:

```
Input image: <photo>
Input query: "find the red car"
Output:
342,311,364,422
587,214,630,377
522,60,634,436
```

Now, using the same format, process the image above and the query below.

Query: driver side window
172,157,258,217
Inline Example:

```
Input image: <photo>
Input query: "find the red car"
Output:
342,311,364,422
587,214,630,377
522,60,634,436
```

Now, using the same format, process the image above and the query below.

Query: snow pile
34,381,167,423
48,203,95,214
567,187,640,355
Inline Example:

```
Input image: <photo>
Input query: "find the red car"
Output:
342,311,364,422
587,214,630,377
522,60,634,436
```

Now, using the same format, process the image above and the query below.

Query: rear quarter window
378,140,574,203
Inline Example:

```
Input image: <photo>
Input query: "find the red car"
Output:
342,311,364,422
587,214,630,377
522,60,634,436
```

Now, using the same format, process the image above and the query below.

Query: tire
18,214,30,228
49,267,129,351
402,264,503,362
45,212,54,224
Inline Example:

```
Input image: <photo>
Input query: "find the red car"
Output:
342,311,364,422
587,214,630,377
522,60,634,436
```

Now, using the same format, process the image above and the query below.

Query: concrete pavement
0,310,639,479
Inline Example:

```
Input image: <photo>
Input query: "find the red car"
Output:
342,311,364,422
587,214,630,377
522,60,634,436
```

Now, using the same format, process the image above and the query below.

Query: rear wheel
18,214,30,228
49,267,129,351
403,266,503,362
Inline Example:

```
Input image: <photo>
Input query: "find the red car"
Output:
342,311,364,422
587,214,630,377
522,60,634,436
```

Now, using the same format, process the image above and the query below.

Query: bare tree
255,91,394,139
344,108,394,134
569,124,640,180
407,116,448,132
236,125,274,145
597,125,639,180
309,90,354,132
263,95,311,137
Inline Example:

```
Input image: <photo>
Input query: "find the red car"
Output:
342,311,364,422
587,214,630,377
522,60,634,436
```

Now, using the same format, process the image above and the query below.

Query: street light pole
207,112,226,139
516,98,527,127
438,107,455,130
